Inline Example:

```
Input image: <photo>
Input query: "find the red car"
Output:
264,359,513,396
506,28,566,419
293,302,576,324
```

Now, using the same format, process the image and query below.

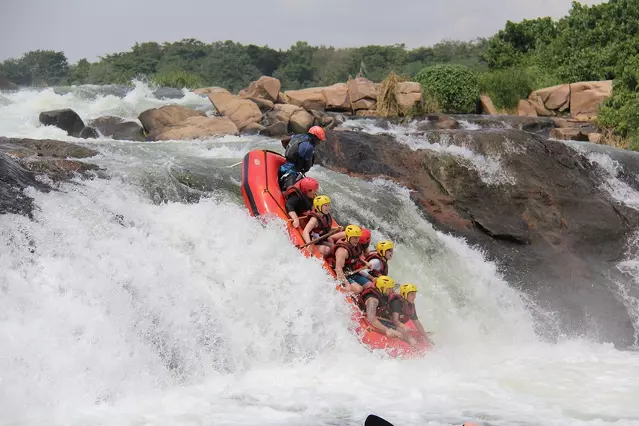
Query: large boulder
239,76,281,102
289,109,315,134
148,116,239,141
517,100,538,117
283,88,327,111
348,77,378,111
570,81,613,120
193,87,225,96
480,95,498,115
527,95,554,116
315,129,639,348
261,121,289,137
138,105,205,134
394,82,422,114
207,88,262,131
88,116,146,141
530,84,571,111
39,109,86,138
549,128,590,141
322,83,351,111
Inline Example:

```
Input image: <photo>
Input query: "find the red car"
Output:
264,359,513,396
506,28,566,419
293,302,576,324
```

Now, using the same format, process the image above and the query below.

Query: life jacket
331,238,363,271
388,293,416,324
283,185,313,214
308,211,333,236
358,286,391,319
365,252,388,277
284,134,314,173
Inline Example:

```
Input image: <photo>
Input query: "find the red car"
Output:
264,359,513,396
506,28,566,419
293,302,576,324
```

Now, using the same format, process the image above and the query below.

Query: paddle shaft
297,228,341,249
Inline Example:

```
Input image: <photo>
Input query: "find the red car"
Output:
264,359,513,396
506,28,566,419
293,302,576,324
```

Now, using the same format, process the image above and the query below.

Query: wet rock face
0,137,101,217
315,128,639,348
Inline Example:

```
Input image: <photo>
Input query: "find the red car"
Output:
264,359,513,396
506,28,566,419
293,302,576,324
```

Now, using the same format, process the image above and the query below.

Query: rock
0,75,18,91
39,109,86,137
153,88,185,99
394,82,422,114
248,97,274,113
323,83,351,111
193,87,225,96
1,153,49,217
527,95,554,116
239,76,281,102
22,158,101,181
261,121,289,137
315,128,639,348
289,109,315,133
283,88,327,111
207,88,262,131
480,95,498,115
79,126,99,139
355,109,378,117
517,100,538,117
148,116,239,141
139,105,205,134
549,128,590,141
588,133,604,144
310,110,339,129
552,117,587,129
242,122,265,135
271,103,303,124
275,92,287,104
348,77,378,111
570,80,613,120
0,137,99,159
88,116,145,141
415,114,459,131
530,84,571,111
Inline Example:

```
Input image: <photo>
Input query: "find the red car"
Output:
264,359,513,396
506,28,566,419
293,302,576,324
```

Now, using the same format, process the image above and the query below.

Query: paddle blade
365,414,394,426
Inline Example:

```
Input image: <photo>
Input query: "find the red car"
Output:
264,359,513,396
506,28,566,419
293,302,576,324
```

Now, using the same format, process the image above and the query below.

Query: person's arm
285,194,301,228
390,299,406,330
366,298,402,338
358,258,381,281
281,136,292,149
302,217,318,244
413,319,429,339
334,248,350,286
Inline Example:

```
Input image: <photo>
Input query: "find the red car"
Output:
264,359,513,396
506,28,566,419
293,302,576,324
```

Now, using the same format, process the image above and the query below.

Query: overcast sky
1,0,606,63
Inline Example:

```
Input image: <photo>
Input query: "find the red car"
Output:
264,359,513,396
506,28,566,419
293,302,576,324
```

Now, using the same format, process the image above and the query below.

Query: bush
414,64,479,113
597,56,639,150
479,66,561,110
151,69,203,89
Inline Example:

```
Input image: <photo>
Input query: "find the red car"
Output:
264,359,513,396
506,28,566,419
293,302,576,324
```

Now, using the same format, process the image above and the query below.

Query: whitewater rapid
1,83,639,426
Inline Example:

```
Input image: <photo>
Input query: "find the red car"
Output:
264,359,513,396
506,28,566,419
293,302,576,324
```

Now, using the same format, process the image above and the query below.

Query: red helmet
296,177,319,194
308,126,326,141
360,227,371,245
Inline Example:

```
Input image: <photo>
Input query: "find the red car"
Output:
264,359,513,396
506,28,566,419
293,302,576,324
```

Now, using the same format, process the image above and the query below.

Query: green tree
274,41,317,89
415,64,480,113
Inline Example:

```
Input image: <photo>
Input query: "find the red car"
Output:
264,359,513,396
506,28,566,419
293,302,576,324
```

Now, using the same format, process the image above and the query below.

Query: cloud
0,0,608,62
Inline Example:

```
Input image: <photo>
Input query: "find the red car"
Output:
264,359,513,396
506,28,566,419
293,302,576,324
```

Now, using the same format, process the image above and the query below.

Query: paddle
365,414,394,426
296,227,341,249
286,215,309,223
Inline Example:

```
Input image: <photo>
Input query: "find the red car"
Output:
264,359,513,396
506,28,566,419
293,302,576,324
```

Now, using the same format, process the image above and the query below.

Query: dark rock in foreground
0,75,18,91
316,128,639,348
0,137,102,217
39,109,86,138
88,116,146,141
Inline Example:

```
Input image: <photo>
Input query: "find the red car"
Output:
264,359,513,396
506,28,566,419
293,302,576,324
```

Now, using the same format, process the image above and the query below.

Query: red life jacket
308,211,333,236
388,293,416,324
331,238,363,270
358,286,391,319
365,252,388,277
283,186,312,214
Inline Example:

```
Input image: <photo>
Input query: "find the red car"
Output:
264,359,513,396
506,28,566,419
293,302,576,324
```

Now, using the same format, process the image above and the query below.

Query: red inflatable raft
240,149,433,359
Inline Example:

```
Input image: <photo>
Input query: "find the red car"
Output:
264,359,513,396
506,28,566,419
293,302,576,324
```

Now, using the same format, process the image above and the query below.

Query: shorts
347,274,370,286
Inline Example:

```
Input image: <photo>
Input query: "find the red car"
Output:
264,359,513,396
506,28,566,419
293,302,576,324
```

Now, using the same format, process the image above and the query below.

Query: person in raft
279,126,326,191
357,240,394,284
390,283,431,345
331,224,371,293
359,275,403,339
302,195,341,256
283,177,318,228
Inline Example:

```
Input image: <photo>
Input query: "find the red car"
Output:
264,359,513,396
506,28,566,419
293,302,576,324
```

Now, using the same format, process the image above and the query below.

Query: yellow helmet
375,275,395,293
344,224,362,239
400,283,418,299
313,195,331,213
376,240,394,257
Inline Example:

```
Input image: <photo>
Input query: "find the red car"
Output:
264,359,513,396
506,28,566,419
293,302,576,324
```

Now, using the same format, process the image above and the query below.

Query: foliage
0,50,69,86
376,72,404,117
151,69,203,89
415,64,479,113
480,66,561,110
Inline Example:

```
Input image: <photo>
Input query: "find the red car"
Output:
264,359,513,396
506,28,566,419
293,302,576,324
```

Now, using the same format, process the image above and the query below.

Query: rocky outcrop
88,116,145,141
348,77,378,111
283,88,327,111
480,95,498,115
394,82,422,114
1,137,102,216
39,109,96,138
139,105,205,134
519,81,612,120
323,83,351,111
239,76,280,102
549,128,590,141
207,88,262,131
315,128,639,348
148,116,239,141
